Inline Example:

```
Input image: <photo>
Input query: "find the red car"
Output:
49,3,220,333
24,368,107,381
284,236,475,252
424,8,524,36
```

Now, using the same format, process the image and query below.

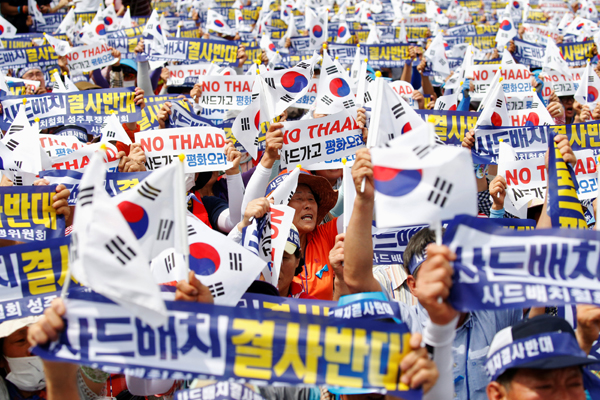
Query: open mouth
301,214,313,221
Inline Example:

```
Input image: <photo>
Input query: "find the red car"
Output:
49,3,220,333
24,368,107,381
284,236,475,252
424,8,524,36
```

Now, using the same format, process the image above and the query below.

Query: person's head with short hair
18,67,46,93
559,95,576,121
486,315,594,400
402,227,443,294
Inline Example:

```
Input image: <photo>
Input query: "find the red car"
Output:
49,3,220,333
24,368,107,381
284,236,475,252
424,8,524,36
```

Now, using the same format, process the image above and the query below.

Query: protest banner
175,383,266,400
0,186,65,241
445,215,600,311
148,38,240,66
167,101,214,129
279,110,364,169
541,68,585,97
34,289,419,399
198,75,254,110
0,237,69,302
167,63,213,86
138,95,181,131
137,127,233,173
521,23,561,45
65,43,118,72
416,110,478,146
0,45,58,69
0,88,142,132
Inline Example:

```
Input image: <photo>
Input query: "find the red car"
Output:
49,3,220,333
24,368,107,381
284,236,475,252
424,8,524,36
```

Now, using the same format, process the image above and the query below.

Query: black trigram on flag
364,92,372,103
436,101,446,110
105,235,137,265
6,125,24,136
366,74,374,83
413,144,432,159
187,224,196,236
105,130,116,138
429,49,436,56
138,181,161,201
531,101,538,109
321,95,333,105
590,76,594,83
297,61,310,69
13,175,22,186
14,161,22,169
281,94,294,103
229,253,242,271
209,282,225,297
156,219,174,240
240,117,250,131
264,77,276,89
392,103,405,119
6,139,18,151
496,99,503,108
251,93,259,101
78,186,94,207
326,65,338,75
427,177,452,207
343,100,355,108
164,252,175,273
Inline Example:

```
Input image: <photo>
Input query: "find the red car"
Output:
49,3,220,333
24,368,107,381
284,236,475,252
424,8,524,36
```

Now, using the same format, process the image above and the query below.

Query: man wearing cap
485,314,597,400
18,67,47,95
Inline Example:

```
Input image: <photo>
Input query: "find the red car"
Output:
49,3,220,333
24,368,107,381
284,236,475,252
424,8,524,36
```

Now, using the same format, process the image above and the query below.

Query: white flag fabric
206,9,236,36
111,162,184,261
70,152,168,327
260,33,278,61
306,7,328,50
365,21,381,44
44,33,72,56
28,0,45,25
151,213,267,306
55,7,75,34
100,114,132,145
397,19,408,43
336,17,352,43
314,51,356,114
434,90,458,111
120,6,133,29
543,38,572,78
278,14,298,47
496,16,517,48
423,32,450,76
0,14,17,38
143,10,167,54
267,166,301,205
475,80,510,127
50,71,67,92
575,61,600,110
260,53,318,118
231,76,261,159
501,47,516,66
367,77,424,147
371,130,477,228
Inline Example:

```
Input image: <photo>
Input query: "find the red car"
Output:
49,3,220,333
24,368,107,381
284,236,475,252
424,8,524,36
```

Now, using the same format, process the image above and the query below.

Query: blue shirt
416,305,522,400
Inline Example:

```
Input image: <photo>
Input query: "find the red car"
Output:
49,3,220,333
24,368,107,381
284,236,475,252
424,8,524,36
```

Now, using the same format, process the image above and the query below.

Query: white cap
0,316,40,339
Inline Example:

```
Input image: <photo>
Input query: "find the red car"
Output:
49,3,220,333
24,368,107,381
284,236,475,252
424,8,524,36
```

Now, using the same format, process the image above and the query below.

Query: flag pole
176,154,191,282
597,156,599,230
433,219,443,304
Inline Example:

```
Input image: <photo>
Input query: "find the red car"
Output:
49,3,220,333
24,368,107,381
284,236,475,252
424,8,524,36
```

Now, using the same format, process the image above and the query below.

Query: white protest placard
499,148,598,211
279,109,364,169
197,75,255,110
521,23,561,45
65,43,118,72
541,68,586,97
136,127,233,173
39,134,87,158
471,64,533,100
166,63,213,86
49,142,121,172
389,80,418,109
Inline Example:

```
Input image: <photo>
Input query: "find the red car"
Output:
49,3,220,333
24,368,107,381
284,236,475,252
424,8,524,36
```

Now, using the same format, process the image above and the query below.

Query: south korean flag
336,17,352,43
423,32,450,77
371,125,477,228
306,6,328,50
206,9,236,36
0,14,17,38
314,51,357,114
260,53,319,118
232,75,262,159
111,162,183,261
151,213,267,306
575,60,600,110
367,78,424,147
